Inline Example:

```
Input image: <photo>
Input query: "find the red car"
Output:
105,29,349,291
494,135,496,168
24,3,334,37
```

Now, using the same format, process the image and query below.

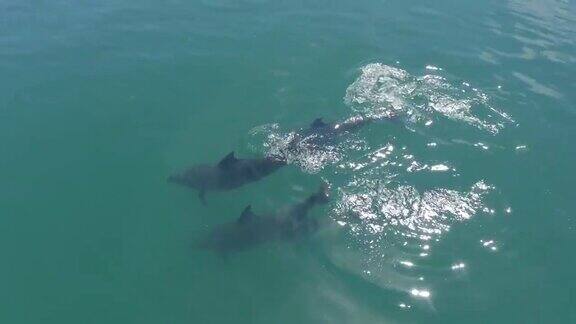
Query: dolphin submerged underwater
287,114,398,149
168,114,395,203
197,184,330,254
168,152,286,204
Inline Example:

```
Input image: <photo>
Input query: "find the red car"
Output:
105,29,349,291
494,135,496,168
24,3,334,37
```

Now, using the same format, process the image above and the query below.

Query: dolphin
302,115,372,138
198,184,330,254
168,152,286,204
288,113,397,148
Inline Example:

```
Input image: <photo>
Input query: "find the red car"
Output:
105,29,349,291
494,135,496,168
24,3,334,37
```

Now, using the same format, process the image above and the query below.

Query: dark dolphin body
301,115,373,138
289,114,396,148
168,152,286,204
198,184,329,254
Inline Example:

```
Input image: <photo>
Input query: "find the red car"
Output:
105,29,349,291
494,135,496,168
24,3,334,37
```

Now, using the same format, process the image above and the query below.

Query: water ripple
333,180,493,244
248,62,512,305
344,63,513,134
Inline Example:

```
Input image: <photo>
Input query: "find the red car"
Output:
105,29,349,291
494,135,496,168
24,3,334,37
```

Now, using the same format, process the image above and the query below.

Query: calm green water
2,0,575,323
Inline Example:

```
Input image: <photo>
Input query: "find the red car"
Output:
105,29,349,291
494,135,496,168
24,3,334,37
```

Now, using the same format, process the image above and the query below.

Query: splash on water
344,63,513,134
333,180,493,245
249,123,368,174
248,63,513,306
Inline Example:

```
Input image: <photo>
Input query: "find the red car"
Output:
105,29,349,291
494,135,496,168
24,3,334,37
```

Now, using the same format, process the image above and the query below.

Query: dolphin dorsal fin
311,118,327,128
238,205,255,224
218,152,238,169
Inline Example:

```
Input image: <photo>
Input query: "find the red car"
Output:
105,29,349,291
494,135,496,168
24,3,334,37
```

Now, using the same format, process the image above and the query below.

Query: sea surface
1,0,575,323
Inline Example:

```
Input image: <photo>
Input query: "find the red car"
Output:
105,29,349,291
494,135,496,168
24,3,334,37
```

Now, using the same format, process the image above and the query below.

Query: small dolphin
168,152,286,204
302,115,372,138
198,184,330,254
289,114,396,148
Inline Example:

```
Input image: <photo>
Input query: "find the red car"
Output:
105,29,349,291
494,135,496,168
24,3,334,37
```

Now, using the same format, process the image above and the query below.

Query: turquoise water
2,0,575,322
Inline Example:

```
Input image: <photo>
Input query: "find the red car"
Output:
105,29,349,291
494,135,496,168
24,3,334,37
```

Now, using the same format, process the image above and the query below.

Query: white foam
344,63,513,134
430,164,449,172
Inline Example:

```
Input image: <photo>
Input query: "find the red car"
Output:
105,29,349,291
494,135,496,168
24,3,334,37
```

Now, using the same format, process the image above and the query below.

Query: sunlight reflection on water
249,62,513,306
